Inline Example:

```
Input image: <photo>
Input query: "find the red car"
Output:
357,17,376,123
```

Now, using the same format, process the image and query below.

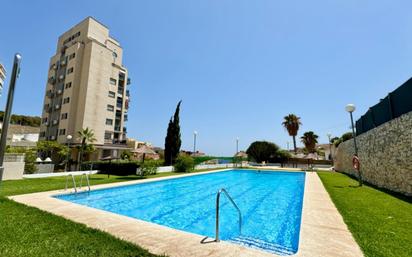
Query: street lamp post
193,131,198,155
345,104,362,186
65,135,72,171
326,133,333,165
0,54,22,185
236,137,239,154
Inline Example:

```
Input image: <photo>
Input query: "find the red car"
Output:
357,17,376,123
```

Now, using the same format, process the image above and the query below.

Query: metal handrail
64,173,91,193
215,188,242,242
79,172,91,191
65,174,77,193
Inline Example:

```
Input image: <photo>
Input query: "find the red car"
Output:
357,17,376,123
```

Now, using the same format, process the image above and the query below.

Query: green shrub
139,160,161,176
246,141,279,163
24,149,38,174
82,161,140,176
273,149,292,163
120,150,132,160
174,155,195,172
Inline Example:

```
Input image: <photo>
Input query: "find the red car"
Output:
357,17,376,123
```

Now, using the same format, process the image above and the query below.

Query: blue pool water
56,169,305,255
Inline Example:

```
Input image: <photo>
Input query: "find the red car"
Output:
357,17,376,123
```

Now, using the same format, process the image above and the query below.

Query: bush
174,155,195,172
24,149,38,174
246,141,279,163
139,160,161,176
273,149,292,163
120,150,132,160
82,161,140,176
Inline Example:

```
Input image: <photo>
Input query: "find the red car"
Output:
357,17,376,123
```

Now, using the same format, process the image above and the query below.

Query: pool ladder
65,173,91,193
215,188,242,242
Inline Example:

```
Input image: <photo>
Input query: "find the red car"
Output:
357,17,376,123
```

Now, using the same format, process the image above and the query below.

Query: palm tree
282,114,302,153
77,127,96,170
300,131,319,153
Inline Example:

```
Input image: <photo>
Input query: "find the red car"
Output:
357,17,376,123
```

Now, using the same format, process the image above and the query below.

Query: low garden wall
334,111,412,196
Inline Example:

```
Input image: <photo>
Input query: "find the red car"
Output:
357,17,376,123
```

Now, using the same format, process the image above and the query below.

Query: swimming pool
56,169,305,255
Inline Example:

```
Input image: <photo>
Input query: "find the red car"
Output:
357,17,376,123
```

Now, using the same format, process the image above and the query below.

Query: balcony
126,89,130,97
58,74,65,81
54,104,60,110
52,120,58,125
48,77,56,85
127,77,131,85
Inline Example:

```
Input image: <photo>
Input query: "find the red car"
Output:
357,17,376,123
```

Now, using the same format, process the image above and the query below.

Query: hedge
82,161,141,176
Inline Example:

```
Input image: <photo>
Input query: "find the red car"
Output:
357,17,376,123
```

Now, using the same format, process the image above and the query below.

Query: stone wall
334,111,412,196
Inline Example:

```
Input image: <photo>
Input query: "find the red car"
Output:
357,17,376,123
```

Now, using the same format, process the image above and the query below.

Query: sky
0,0,411,156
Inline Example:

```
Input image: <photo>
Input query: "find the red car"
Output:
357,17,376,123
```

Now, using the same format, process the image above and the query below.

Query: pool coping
9,169,363,257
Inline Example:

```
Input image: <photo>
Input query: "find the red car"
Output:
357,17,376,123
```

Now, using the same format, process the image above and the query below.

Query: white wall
2,162,25,180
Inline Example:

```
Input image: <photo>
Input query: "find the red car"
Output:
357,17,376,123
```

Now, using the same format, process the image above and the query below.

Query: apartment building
0,63,6,96
39,17,131,159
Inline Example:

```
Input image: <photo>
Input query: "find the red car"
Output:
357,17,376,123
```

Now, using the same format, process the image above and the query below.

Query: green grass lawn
318,172,412,257
0,171,215,257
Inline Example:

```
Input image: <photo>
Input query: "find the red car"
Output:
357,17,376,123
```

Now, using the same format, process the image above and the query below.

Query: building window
61,113,68,120
42,117,48,124
108,91,115,98
105,119,113,125
69,53,76,60
63,97,70,104
110,78,117,85
40,132,46,137
65,82,72,89
104,131,112,140
67,67,74,74
59,129,66,135
107,105,114,112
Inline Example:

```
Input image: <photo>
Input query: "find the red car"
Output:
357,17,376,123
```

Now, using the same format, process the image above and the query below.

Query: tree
37,140,69,164
77,127,96,170
300,131,319,153
164,101,182,165
246,141,279,163
330,136,339,144
120,150,132,160
341,132,353,142
282,114,302,154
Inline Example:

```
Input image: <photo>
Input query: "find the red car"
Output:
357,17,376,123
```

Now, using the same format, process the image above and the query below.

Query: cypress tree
164,101,182,165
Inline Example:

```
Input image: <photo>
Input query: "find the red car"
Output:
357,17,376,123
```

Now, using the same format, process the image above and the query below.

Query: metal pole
236,138,239,154
215,190,221,242
327,134,333,165
350,112,362,186
0,54,22,184
66,140,71,171
193,133,197,154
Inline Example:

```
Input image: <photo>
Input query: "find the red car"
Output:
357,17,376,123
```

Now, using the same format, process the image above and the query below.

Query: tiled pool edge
9,170,363,257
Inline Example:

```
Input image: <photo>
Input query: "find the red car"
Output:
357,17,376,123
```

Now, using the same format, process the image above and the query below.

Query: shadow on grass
113,177,144,181
333,172,412,203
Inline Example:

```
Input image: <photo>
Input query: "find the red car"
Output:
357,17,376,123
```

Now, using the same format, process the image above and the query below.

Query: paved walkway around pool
9,170,363,257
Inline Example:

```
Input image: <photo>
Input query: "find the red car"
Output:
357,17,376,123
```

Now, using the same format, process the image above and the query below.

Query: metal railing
64,173,91,193
65,174,77,193
215,188,242,242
